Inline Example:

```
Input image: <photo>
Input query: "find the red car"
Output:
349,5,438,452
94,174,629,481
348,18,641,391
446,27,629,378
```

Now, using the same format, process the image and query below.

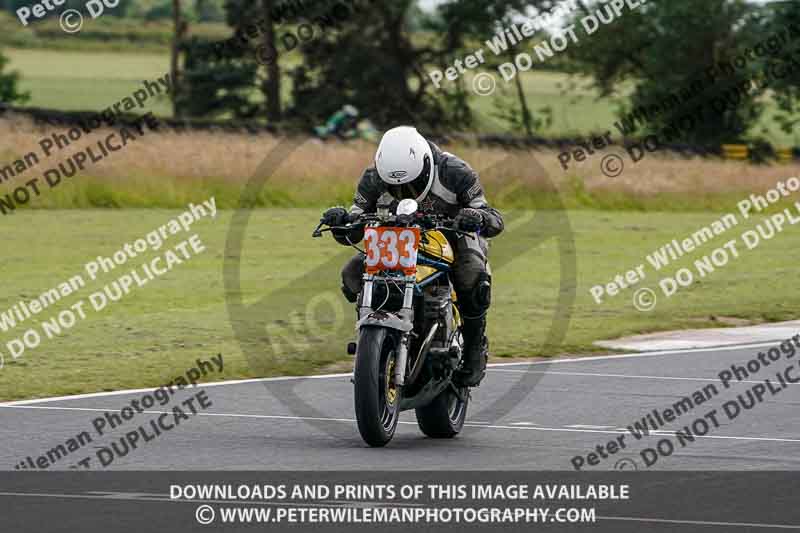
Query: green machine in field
314,105,379,142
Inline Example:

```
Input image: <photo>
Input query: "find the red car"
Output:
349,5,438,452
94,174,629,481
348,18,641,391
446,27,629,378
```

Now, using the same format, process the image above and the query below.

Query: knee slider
471,272,491,313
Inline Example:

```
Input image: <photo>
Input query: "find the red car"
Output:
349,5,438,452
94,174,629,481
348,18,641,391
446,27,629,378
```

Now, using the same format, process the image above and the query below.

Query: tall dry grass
0,113,798,211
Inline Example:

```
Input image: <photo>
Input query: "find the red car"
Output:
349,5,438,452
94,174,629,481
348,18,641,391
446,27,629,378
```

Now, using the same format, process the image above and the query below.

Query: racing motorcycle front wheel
353,326,400,447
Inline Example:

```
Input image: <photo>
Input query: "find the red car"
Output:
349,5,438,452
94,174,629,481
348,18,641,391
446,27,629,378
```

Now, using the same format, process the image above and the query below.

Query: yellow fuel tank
419,230,454,263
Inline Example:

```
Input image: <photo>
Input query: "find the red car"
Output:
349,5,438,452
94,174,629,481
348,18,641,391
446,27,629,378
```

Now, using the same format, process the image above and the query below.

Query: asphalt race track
2,341,799,471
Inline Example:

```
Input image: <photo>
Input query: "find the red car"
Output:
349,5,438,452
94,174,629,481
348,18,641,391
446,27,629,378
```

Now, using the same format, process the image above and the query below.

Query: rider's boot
454,315,488,387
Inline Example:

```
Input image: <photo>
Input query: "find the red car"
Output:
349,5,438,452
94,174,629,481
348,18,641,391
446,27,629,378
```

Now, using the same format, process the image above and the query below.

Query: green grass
0,208,798,401
469,70,625,136
0,12,229,53
9,170,795,214
468,70,799,146
5,48,173,115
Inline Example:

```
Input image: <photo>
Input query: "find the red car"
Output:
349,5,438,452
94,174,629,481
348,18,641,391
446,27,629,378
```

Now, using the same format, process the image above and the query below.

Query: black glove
455,208,484,232
322,206,349,226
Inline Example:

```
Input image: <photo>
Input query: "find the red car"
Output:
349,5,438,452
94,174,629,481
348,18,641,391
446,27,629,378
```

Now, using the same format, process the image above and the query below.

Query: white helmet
375,126,434,201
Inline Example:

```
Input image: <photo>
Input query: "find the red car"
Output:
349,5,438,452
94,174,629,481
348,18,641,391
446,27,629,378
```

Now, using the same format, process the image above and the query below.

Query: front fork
360,273,415,387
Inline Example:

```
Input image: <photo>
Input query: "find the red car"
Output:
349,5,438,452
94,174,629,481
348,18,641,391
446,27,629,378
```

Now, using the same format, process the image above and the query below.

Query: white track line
488,369,775,385
3,404,800,444
0,340,783,407
487,340,786,368
0,373,353,407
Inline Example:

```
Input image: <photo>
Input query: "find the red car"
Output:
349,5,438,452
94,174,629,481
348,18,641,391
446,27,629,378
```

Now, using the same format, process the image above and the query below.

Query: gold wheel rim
386,357,397,405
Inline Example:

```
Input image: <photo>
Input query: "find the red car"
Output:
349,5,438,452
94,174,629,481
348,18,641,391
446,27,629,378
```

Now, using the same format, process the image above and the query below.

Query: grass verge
1,116,799,214
0,208,797,401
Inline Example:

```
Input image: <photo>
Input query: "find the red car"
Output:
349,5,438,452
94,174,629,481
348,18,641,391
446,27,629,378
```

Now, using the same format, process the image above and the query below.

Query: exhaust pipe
408,323,439,384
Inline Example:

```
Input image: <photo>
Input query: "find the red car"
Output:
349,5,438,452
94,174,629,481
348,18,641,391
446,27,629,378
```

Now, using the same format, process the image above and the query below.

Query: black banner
1,471,797,532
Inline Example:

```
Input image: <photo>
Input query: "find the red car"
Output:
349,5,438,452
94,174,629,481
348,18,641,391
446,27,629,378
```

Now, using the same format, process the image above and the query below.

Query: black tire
353,326,400,447
415,385,469,438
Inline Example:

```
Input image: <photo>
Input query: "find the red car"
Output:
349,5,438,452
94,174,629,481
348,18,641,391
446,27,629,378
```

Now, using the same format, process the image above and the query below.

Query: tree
436,0,555,135
0,50,29,106
761,1,800,140
288,0,486,130
223,0,282,122
171,0,188,117
176,37,260,119
565,0,765,146
195,0,225,21
260,0,281,121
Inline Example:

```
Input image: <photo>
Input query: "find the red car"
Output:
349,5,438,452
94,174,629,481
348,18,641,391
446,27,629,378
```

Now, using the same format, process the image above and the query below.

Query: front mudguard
356,311,413,333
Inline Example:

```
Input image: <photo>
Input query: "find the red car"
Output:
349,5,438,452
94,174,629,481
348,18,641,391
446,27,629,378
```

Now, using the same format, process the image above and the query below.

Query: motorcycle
313,198,472,447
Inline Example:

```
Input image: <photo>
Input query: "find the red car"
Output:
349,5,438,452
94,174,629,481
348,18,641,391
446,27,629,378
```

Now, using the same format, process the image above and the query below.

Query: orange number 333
363,227,420,275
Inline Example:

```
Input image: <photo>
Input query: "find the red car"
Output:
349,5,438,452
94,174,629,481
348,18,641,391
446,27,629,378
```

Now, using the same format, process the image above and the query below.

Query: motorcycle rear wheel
415,384,469,438
353,327,400,447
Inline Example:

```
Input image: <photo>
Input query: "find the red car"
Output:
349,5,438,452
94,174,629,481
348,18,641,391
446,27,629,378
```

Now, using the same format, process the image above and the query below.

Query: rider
321,126,504,387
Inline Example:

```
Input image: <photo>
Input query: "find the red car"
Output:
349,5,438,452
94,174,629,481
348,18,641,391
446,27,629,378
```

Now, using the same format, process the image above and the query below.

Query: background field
2,114,799,212
5,47,797,146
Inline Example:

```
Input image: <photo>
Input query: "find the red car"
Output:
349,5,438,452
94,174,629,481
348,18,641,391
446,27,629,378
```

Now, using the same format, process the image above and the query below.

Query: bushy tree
176,37,260,119
0,50,29,105
566,0,766,146
435,0,555,135
195,0,225,21
223,0,281,121
145,0,175,21
288,0,482,130
762,1,800,138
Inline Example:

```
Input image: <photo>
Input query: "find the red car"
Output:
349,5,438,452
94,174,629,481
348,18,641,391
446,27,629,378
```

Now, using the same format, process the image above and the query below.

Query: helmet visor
387,155,431,200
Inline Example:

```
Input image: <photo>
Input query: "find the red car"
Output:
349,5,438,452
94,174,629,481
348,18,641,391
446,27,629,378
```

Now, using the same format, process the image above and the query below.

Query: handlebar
312,212,474,239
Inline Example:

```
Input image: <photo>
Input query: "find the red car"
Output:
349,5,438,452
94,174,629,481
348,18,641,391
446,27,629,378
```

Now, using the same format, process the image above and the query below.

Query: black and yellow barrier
721,144,749,161
777,148,794,164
